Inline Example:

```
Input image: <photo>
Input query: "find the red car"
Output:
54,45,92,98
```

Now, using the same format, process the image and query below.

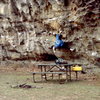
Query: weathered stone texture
0,0,100,66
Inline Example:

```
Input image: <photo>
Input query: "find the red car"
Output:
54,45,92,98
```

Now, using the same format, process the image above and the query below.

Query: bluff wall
0,0,100,66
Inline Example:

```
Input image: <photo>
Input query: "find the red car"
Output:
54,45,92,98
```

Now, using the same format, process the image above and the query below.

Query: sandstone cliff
0,0,100,66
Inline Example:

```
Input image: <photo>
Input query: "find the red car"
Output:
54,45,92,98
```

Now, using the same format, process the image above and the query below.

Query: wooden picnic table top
37,63,83,66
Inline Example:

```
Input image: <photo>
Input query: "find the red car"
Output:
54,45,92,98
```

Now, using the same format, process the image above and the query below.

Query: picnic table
32,63,82,82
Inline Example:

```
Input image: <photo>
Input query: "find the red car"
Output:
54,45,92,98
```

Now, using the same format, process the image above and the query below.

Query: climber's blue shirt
54,34,64,48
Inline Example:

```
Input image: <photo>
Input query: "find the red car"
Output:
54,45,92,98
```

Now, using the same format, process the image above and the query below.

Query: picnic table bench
32,72,66,82
32,63,83,83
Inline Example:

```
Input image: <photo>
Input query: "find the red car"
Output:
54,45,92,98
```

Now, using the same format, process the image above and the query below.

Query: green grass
0,71,100,100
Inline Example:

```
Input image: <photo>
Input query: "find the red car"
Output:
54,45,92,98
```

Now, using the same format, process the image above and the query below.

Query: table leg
69,66,71,81
33,73,36,83
75,71,78,80
65,67,68,82
58,74,61,81
44,66,47,81
52,73,54,80
40,66,43,81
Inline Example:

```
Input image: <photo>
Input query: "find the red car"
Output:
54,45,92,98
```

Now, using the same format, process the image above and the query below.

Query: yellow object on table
72,65,82,71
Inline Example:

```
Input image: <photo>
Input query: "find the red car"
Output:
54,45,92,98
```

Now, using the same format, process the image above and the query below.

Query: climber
53,34,64,50
51,34,87,74
52,34,65,64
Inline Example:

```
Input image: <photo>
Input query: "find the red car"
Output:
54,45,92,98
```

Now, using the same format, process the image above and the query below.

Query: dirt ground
0,66,100,100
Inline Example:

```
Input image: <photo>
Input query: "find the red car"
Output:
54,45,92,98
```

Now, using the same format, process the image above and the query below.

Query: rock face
0,0,100,66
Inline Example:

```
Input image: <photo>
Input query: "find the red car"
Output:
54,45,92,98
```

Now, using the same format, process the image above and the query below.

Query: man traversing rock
53,34,64,52
51,33,86,74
